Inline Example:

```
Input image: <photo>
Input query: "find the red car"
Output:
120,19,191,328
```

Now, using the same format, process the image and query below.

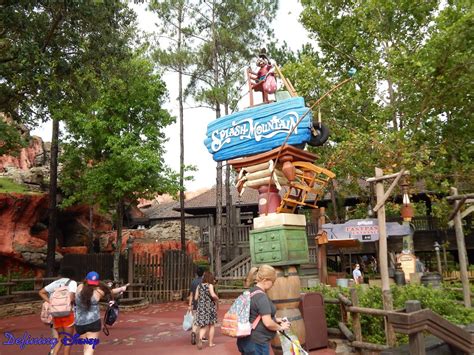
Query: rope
264,76,354,215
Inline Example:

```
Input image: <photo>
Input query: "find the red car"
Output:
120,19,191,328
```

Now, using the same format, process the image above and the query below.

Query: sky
31,1,312,192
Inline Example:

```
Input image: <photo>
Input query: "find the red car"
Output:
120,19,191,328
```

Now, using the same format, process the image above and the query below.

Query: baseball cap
86,271,100,285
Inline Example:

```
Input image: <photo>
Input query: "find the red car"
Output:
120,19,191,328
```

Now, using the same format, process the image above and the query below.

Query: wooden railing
0,274,57,304
324,288,474,353
221,252,251,277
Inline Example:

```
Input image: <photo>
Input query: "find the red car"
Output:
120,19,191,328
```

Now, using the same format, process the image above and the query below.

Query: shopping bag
182,310,193,331
279,330,308,355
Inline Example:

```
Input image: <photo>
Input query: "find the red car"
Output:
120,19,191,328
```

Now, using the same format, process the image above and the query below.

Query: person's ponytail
245,267,259,288
245,264,276,288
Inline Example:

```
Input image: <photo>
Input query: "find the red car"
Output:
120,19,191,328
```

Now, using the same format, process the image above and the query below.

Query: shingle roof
180,185,260,209
142,200,192,219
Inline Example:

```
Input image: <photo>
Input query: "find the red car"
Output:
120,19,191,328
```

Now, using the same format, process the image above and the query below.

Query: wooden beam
446,193,474,201
451,187,471,308
406,301,426,355
373,167,396,347
448,205,474,227
373,168,406,212
366,170,409,183
448,197,467,221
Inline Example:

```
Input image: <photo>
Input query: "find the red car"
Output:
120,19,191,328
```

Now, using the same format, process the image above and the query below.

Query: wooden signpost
397,253,416,282
447,188,473,308
366,168,409,347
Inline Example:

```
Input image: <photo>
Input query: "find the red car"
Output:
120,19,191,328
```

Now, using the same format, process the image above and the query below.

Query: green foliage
0,178,30,193
292,0,473,197
60,52,180,211
0,268,35,296
305,283,474,345
1,1,136,136
185,0,279,111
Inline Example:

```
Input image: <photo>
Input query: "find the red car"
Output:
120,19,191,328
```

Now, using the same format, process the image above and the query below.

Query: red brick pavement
0,302,335,355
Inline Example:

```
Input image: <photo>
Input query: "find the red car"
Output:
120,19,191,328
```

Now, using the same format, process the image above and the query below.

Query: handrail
387,307,474,353
221,252,250,274
321,288,474,354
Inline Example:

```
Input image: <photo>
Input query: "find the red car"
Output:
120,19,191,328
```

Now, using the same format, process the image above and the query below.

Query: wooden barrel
267,266,301,309
267,266,305,355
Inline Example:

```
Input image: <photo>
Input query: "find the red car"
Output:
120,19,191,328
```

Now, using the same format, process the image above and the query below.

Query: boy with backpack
39,267,77,355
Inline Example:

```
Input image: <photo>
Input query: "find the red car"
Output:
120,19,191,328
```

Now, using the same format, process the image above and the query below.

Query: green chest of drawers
250,226,309,266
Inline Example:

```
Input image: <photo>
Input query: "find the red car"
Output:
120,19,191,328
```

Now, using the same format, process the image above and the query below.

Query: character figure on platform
248,49,277,104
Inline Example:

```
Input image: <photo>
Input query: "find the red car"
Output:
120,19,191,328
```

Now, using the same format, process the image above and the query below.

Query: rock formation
0,135,50,191
99,220,204,261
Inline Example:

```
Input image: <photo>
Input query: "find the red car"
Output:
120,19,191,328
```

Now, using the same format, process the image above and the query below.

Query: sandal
197,337,203,350
209,344,216,348
191,332,196,345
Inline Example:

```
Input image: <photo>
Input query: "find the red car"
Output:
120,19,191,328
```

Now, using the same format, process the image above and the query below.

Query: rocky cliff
0,135,50,191
0,193,112,274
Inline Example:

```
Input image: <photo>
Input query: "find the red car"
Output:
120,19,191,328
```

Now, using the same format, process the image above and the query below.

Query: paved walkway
0,302,239,355
0,302,336,355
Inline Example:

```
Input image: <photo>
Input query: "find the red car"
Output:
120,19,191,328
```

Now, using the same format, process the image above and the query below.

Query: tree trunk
113,199,124,282
330,179,340,223
212,3,222,277
46,116,59,276
178,6,186,253
224,103,233,260
88,205,94,253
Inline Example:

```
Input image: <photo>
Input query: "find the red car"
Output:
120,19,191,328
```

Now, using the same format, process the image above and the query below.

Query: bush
305,283,474,346
0,268,35,296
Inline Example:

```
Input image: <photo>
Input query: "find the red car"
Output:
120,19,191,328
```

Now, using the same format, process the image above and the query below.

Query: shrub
304,283,474,346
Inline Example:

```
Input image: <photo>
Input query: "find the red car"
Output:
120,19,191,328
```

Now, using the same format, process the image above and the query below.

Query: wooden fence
324,289,474,353
61,253,128,281
132,250,194,303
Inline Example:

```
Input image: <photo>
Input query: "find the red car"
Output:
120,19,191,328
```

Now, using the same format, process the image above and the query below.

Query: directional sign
322,219,411,242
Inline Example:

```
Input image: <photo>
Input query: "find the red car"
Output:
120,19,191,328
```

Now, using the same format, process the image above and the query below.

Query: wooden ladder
277,161,336,213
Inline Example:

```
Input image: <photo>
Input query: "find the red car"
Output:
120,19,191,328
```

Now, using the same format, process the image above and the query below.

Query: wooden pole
315,207,328,284
406,300,426,355
374,167,396,346
350,288,363,355
451,187,471,307
247,68,254,106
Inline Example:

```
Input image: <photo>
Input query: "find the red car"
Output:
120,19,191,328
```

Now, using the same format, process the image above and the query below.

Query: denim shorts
237,336,270,355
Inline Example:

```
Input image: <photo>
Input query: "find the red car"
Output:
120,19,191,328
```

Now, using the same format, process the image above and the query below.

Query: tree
60,53,180,281
286,0,473,201
187,0,278,275
1,1,136,275
150,0,196,253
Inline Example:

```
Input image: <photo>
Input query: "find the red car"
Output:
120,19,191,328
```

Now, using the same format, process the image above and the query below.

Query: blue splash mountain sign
204,97,312,161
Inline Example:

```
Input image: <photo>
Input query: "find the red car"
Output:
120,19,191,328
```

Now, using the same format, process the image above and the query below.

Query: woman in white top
39,267,77,355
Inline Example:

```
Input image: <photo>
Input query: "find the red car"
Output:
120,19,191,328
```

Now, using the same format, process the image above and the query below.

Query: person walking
194,271,219,350
74,271,128,355
415,256,426,273
353,264,363,284
39,267,77,355
188,266,204,345
237,264,290,355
